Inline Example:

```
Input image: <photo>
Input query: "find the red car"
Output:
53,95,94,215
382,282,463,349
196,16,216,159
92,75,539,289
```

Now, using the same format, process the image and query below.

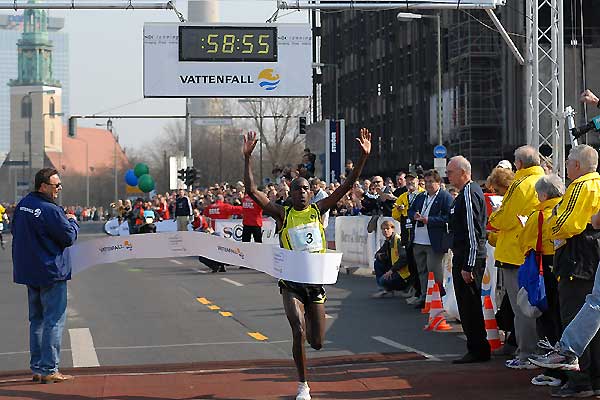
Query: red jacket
203,200,243,228
242,195,263,227
192,214,209,231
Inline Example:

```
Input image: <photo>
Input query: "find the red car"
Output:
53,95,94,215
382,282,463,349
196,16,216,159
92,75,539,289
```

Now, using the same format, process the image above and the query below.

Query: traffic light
68,117,77,138
299,116,307,135
177,168,186,183
185,167,197,187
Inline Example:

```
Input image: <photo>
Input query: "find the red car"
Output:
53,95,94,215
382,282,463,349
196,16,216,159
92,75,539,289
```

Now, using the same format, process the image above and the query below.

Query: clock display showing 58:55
179,26,278,62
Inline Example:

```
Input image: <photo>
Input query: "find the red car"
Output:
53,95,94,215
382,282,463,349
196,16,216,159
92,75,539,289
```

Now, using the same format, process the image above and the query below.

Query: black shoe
452,353,491,364
210,267,219,273
218,265,226,272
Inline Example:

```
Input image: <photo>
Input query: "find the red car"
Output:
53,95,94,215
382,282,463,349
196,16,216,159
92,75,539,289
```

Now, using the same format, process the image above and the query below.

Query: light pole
313,62,339,119
25,89,55,187
239,99,264,183
397,12,443,146
97,119,118,205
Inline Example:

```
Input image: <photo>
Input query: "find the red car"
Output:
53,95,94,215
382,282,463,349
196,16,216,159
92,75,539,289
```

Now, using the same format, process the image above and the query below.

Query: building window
21,96,32,118
49,97,56,118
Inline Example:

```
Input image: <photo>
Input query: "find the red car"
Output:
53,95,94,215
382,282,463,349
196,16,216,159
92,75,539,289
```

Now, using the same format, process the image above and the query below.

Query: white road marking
371,336,441,361
69,328,100,367
170,259,184,265
195,269,208,274
221,277,244,287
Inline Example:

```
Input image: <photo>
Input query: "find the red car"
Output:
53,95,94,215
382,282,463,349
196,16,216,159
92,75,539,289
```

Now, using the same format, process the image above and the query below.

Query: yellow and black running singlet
279,204,326,253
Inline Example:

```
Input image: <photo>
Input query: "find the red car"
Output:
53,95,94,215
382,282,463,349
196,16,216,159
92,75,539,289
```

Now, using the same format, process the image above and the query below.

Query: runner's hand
243,131,259,157
580,89,599,106
461,270,474,284
357,128,372,156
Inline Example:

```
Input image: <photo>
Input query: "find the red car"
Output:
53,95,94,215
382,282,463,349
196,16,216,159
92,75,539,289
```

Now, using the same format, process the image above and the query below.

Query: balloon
137,174,155,193
134,163,149,178
125,169,138,186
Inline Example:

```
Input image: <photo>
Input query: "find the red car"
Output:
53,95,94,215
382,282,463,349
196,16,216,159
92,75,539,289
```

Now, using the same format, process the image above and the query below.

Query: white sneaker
505,358,538,370
296,381,311,400
406,296,421,305
531,374,562,387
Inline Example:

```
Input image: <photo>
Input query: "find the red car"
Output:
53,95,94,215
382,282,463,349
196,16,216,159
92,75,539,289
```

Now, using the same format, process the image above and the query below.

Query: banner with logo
66,231,342,284
143,23,312,98
214,218,278,244
324,119,345,184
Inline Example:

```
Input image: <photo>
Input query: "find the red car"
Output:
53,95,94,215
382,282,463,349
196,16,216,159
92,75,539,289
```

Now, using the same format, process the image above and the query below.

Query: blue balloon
125,169,138,186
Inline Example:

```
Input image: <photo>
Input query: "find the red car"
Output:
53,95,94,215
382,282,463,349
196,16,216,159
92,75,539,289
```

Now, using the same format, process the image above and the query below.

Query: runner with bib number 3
243,129,372,400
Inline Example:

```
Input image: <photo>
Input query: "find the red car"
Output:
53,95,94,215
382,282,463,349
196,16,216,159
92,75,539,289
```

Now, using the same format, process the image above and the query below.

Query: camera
570,114,600,140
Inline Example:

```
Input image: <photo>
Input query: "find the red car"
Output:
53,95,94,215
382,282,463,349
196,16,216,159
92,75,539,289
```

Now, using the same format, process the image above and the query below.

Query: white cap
496,160,512,169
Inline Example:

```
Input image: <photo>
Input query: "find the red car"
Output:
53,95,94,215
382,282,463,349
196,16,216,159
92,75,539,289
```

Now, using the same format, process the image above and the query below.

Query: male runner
243,129,372,400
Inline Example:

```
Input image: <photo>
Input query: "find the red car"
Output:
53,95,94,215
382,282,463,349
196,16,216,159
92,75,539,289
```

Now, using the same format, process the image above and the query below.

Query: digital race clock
179,26,278,62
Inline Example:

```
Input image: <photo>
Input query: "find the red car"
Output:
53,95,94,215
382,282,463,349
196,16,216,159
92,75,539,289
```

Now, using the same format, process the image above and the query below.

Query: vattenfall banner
143,23,312,98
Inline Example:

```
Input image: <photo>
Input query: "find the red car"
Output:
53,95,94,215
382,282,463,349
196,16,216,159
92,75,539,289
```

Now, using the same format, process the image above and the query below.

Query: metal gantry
526,0,565,178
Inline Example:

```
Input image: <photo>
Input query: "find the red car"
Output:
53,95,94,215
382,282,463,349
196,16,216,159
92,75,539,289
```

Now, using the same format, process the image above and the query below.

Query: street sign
433,144,447,158
434,157,447,177
143,23,312,98
193,118,233,126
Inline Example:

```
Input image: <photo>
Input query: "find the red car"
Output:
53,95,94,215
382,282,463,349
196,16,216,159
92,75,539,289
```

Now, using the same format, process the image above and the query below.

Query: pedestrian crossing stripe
219,311,233,317
197,297,211,305
208,305,220,310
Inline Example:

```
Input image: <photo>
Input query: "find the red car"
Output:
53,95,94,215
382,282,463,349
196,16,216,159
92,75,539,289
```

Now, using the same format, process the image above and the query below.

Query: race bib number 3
288,222,324,252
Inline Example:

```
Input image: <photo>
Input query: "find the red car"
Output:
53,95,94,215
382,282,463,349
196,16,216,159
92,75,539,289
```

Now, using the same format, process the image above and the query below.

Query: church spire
9,0,60,87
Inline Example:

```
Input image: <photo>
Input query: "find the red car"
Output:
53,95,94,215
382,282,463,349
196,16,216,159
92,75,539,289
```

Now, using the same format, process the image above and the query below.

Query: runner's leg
304,302,326,350
282,289,308,382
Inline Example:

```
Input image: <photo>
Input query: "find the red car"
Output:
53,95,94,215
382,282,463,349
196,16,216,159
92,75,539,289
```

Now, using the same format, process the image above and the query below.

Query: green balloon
134,163,149,178
137,174,155,193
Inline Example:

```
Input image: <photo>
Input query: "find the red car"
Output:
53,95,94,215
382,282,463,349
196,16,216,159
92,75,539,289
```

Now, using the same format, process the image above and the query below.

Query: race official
203,194,243,231
12,168,79,383
447,156,490,364
548,145,600,395
241,193,263,243
488,145,545,369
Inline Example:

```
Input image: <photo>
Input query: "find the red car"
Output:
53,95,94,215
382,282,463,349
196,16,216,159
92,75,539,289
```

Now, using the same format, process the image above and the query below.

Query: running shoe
406,296,421,305
505,358,539,370
296,381,311,400
397,287,416,299
551,382,593,398
529,350,580,371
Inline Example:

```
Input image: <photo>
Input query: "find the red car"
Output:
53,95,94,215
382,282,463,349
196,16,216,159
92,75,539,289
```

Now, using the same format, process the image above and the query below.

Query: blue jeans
27,281,68,375
560,264,600,357
374,259,407,291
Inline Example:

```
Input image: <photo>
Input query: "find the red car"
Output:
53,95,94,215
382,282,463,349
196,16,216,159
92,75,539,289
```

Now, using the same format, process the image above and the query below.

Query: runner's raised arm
316,128,372,215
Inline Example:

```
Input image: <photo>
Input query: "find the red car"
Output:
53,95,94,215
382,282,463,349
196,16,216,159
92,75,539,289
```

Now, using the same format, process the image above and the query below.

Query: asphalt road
0,230,467,374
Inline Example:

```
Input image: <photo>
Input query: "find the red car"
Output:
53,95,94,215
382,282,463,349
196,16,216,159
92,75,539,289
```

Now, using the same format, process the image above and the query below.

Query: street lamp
397,12,443,146
239,99,264,183
24,89,56,188
312,62,339,120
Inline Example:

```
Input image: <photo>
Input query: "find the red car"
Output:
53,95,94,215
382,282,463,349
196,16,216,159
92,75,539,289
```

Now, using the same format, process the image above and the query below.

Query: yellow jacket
489,165,545,266
519,197,561,257
548,172,600,243
392,188,425,221
0,204,5,220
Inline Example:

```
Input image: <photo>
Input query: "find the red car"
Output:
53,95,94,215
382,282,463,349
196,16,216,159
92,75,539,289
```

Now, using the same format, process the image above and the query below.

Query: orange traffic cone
424,283,453,331
482,295,502,350
421,272,435,314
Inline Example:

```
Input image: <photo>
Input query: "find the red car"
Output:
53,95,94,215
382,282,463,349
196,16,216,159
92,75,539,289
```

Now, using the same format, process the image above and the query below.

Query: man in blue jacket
12,168,79,384
408,169,452,308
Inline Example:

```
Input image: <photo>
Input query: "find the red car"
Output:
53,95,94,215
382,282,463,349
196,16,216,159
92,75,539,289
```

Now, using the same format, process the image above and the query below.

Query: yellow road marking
219,311,233,317
208,305,221,310
248,332,268,341
196,297,211,305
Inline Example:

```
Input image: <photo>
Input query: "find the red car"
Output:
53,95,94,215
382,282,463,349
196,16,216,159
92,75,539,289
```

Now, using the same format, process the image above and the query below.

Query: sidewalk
0,353,555,400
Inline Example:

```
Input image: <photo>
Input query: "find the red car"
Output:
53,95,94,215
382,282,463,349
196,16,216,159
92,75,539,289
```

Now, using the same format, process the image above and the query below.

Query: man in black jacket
174,189,193,231
447,156,490,364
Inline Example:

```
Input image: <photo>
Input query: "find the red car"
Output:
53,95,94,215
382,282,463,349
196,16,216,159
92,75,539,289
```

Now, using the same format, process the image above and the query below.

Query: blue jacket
408,189,453,254
12,192,79,287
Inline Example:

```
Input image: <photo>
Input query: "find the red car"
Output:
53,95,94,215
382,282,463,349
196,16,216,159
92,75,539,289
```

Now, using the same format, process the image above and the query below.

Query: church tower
8,0,63,188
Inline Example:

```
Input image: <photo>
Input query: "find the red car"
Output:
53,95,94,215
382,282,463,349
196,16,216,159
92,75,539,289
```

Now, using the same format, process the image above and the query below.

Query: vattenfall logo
217,245,245,260
258,68,280,91
99,240,133,254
